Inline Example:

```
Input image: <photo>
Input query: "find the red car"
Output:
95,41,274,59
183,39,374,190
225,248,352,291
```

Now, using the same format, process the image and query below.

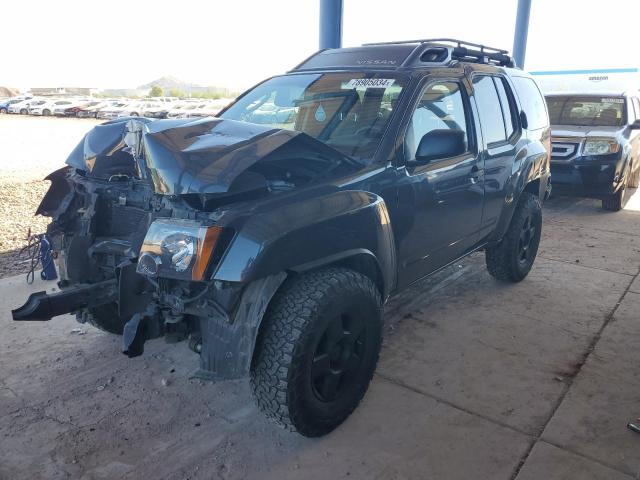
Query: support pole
319,0,343,50
512,0,532,69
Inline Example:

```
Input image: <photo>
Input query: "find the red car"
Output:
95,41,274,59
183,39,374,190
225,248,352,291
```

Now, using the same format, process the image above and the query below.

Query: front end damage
12,116,358,379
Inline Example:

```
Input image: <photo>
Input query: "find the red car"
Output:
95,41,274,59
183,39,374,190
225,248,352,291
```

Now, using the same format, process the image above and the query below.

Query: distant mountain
137,76,199,91
0,86,19,97
137,76,238,97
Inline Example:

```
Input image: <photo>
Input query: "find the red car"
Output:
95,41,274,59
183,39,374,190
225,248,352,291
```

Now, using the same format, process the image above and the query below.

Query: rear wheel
251,267,382,437
486,192,542,282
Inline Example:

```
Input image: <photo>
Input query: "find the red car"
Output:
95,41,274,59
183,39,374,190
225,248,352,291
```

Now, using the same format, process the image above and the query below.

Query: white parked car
30,99,75,116
53,100,89,116
9,98,37,114
116,101,162,118
96,102,131,119
75,101,109,118
186,103,224,118
165,102,198,118
177,103,213,118
142,103,171,118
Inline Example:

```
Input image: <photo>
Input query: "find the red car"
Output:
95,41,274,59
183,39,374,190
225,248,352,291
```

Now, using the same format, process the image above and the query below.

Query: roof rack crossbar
363,38,509,55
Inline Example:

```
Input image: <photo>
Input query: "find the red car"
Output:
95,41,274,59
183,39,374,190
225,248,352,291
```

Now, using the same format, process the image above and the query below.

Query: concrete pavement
1,193,639,480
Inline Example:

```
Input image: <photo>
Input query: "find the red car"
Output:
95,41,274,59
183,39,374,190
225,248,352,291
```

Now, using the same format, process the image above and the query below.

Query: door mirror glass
414,129,467,164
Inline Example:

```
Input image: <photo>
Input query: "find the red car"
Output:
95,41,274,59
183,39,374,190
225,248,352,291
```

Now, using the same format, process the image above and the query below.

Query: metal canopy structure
319,0,343,50
319,0,532,69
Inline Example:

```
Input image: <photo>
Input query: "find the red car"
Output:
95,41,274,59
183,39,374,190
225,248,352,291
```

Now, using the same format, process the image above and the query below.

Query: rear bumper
12,279,117,321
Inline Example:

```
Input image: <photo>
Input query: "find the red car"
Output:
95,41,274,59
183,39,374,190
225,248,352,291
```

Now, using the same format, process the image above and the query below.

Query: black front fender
212,189,397,298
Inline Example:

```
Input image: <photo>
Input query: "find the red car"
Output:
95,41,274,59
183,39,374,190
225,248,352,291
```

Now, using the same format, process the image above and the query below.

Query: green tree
149,85,164,97
168,88,186,98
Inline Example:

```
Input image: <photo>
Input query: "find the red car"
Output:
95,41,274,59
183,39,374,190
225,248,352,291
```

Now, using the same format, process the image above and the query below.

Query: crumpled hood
66,117,354,195
551,125,623,139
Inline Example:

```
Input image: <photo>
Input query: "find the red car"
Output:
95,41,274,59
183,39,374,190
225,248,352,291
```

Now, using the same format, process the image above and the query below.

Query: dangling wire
19,229,55,284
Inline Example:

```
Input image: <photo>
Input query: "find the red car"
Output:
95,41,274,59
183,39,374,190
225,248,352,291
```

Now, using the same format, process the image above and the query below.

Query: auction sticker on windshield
344,78,396,89
601,98,624,103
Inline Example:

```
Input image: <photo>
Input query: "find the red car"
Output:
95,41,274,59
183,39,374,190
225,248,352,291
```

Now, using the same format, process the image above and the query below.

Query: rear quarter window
511,76,549,130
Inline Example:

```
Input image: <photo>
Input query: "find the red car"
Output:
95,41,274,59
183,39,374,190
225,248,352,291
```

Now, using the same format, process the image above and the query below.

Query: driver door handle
470,165,484,184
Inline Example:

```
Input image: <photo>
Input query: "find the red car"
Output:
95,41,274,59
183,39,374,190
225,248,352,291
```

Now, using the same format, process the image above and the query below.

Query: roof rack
363,38,515,68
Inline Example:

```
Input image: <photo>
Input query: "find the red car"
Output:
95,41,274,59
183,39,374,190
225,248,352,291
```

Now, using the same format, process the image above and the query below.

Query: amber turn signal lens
192,226,222,281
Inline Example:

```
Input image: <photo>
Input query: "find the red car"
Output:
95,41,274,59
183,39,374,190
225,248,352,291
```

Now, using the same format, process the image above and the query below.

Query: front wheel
486,192,542,282
602,176,628,211
251,267,382,437
0,107,6,114
84,303,127,334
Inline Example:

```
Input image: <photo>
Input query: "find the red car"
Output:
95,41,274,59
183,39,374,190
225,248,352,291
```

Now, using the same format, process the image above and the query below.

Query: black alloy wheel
311,313,367,403
517,214,537,267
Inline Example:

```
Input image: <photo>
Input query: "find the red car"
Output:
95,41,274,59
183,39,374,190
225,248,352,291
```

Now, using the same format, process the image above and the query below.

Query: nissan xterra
12,39,551,436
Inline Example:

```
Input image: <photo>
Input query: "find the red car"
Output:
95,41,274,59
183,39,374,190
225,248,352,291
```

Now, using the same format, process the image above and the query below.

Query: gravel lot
0,115,101,278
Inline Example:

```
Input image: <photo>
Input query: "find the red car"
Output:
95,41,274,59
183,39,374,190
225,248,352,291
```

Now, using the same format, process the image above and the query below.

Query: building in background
30,87,98,97
530,68,640,93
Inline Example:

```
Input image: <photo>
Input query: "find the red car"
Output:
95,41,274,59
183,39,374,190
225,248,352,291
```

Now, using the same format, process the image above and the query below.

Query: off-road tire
485,192,542,282
250,267,382,437
85,303,126,334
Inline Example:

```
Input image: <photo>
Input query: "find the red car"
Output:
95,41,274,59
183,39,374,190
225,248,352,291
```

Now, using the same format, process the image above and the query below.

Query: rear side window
511,76,549,130
473,75,507,144
494,77,517,139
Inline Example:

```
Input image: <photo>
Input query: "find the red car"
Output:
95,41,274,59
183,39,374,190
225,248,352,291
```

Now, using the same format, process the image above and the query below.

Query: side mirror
414,129,466,164
630,119,640,129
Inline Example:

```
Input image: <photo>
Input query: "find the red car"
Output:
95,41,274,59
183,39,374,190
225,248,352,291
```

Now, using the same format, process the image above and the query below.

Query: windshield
221,72,405,160
546,95,626,127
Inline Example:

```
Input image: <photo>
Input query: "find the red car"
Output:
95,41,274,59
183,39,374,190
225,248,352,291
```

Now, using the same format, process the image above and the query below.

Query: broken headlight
137,219,223,281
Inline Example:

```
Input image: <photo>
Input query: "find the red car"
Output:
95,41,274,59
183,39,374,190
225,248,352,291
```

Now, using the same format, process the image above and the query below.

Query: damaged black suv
12,39,551,436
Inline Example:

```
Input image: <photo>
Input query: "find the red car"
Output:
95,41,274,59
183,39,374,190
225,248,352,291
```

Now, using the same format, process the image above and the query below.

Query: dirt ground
1,116,640,479
0,115,100,278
